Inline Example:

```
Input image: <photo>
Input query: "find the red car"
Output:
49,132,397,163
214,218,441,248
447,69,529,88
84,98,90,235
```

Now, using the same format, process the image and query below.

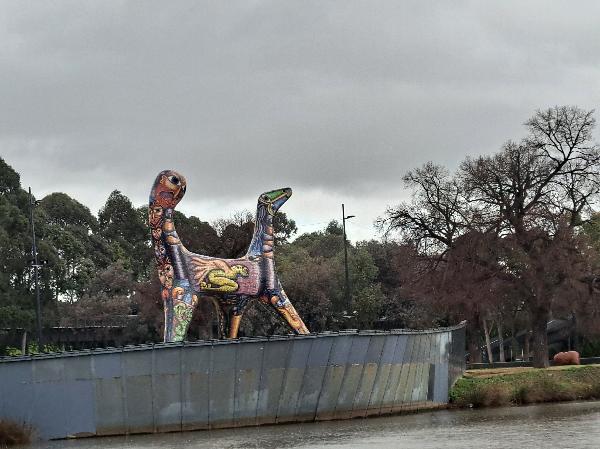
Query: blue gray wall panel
351,334,385,418
0,323,466,440
181,344,210,430
295,335,333,421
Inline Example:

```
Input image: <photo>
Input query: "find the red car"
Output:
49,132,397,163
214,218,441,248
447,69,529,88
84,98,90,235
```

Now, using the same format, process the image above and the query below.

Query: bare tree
211,209,254,236
378,162,469,253
381,106,600,367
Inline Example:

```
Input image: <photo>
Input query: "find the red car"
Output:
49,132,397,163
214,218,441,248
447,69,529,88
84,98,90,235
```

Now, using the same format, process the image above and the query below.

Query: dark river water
31,401,600,449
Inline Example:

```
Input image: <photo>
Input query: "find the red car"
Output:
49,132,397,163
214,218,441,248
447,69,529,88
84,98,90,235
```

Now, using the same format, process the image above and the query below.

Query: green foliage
273,211,297,245
98,190,151,279
172,210,220,255
353,284,384,328
293,228,345,259
40,192,98,231
347,247,379,292
277,245,337,331
325,220,343,236
4,346,24,356
0,157,21,194
0,304,35,329
276,226,386,331
0,160,36,333
5,342,64,356
14,151,600,350
580,338,600,358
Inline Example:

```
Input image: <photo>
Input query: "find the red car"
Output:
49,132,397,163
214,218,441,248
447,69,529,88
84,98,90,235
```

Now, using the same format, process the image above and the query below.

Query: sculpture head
150,170,187,210
259,187,292,215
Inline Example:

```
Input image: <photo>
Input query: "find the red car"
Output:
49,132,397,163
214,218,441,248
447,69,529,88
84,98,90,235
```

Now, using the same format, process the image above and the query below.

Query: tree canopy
379,106,600,367
2,108,600,363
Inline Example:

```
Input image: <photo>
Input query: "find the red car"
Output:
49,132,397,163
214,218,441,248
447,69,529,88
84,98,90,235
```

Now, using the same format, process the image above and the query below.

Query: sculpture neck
149,203,178,264
246,204,274,258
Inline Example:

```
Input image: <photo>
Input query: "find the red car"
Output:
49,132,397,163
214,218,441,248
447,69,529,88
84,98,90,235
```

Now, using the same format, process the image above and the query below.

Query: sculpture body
149,170,309,341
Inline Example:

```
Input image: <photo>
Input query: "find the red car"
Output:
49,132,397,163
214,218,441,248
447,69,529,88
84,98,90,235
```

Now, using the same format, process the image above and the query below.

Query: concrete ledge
468,356,600,370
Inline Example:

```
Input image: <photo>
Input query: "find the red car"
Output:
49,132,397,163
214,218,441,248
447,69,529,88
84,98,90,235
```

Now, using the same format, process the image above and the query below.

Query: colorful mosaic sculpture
149,170,310,341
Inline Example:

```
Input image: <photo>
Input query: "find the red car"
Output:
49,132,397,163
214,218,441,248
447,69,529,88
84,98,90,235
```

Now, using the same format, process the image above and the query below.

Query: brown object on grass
553,351,581,366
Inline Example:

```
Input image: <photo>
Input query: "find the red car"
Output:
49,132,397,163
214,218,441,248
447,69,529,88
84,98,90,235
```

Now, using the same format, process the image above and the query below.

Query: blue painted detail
174,279,194,305
247,205,270,258
165,295,174,341
265,288,286,307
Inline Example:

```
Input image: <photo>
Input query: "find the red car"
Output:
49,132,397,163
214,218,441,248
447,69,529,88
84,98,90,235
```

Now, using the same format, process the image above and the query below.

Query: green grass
450,365,600,408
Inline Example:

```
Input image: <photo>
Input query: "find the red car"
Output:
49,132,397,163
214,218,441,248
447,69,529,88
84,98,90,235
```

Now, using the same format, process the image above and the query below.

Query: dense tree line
0,158,393,350
378,106,600,367
1,106,599,365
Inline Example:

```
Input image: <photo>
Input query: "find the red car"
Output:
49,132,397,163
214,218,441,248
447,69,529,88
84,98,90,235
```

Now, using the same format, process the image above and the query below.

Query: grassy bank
450,365,600,408
0,420,31,447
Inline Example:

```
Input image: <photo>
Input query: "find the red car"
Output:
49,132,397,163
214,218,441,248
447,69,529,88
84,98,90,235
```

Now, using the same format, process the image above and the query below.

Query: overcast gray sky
2,1,600,241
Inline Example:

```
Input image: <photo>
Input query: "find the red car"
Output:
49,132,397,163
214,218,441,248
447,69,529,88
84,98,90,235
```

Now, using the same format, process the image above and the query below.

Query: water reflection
32,401,600,449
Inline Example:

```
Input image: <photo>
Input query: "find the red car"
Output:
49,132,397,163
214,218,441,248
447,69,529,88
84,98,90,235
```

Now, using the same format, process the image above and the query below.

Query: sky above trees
1,1,600,240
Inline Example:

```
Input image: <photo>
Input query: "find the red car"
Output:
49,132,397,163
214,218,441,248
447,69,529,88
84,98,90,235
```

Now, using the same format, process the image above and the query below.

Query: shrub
452,366,600,408
0,419,32,446
451,380,511,407
512,375,578,404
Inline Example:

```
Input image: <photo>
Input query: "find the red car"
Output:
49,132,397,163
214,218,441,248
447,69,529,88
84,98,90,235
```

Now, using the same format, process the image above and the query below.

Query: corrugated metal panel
295,336,334,422
0,322,467,439
93,352,125,436
181,344,211,431
351,334,386,418
380,334,408,414
276,337,314,423
334,335,371,420
365,333,400,416
233,340,263,427
208,342,236,428
254,338,290,425
122,349,154,434
314,335,353,421
153,346,182,432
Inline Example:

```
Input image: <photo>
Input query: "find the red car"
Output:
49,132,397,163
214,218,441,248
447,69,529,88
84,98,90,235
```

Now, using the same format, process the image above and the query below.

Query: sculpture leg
228,296,250,339
228,312,243,339
158,262,177,342
162,286,174,342
210,297,226,339
265,281,309,334
169,281,198,342
171,300,195,341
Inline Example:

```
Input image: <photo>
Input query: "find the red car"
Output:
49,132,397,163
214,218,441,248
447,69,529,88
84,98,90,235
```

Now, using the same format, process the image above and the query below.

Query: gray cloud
1,1,600,240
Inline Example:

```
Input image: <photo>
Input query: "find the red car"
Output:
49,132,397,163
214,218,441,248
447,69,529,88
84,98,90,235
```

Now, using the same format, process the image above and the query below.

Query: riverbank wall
0,323,466,439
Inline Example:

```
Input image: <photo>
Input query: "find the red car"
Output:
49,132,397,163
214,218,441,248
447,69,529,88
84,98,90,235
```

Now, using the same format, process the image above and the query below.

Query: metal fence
0,322,466,439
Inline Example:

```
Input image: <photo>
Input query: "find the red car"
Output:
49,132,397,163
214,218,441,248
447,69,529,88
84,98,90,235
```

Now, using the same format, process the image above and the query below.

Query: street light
342,204,355,313
28,187,43,350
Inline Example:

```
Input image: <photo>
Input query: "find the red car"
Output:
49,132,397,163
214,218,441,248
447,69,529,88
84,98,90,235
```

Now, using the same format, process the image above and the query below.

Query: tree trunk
570,314,579,352
497,319,505,363
468,340,482,364
531,312,549,368
21,330,27,355
467,328,482,363
524,332,530,361
482,318,494,363
510,323,519,362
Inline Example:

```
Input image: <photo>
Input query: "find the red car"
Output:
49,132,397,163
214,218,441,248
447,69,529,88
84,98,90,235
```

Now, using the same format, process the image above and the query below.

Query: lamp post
28,187,43,349
342,204,355,313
